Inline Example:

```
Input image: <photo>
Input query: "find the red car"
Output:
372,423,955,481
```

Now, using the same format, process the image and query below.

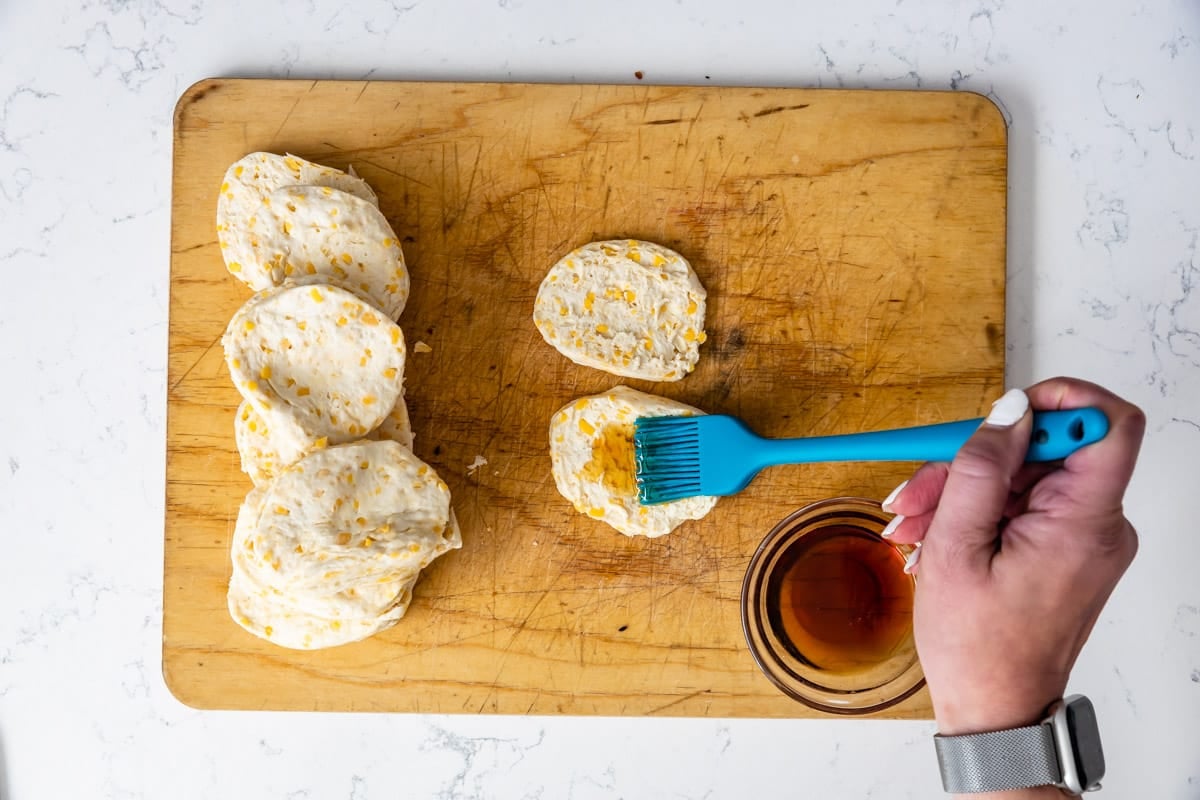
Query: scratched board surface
164,80,1006,716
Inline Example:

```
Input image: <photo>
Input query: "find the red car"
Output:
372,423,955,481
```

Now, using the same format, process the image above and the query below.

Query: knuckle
1124,404,1147,436
1077,518,1138,566
1116,521,1139,565
928,535,972,569
926,534,993,578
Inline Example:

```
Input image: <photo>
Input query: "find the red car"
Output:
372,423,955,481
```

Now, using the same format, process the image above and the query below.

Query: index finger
1025,377,1146,513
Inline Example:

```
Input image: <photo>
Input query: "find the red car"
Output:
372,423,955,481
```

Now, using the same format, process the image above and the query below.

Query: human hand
881,378,1145,746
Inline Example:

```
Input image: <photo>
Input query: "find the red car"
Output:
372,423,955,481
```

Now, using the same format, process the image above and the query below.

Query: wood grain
164,79,1007,717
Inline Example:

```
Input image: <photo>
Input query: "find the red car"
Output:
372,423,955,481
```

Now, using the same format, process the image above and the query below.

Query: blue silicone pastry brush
633,407,1109,505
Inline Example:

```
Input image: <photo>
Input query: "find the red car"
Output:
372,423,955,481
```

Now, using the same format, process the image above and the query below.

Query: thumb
924,388,1034,574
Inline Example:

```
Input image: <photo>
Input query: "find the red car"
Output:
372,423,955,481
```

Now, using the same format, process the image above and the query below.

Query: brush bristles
635,416,699,430
634,417,704,504
639,444,697,460
638,488,698,504
637,481,702,504
641,479,700,492
634,432,700,447
634,418,701,449
637,463,700,474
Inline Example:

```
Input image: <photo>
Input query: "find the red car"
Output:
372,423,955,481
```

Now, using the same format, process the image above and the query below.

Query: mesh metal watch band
934,724,1063,794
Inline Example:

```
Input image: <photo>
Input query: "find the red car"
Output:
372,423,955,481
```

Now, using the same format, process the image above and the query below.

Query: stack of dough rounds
549,386,718,538
533,240,707,382
227,441,461,649
216,152,458,649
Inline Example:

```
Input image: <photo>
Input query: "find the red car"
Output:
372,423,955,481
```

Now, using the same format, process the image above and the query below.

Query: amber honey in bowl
767,524,914,674
741,497,925,714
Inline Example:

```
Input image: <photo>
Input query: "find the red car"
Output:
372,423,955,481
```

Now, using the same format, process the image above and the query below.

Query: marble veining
1,0,1198,798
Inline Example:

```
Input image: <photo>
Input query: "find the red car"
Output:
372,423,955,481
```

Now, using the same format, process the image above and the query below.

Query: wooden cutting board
164,79,1006,717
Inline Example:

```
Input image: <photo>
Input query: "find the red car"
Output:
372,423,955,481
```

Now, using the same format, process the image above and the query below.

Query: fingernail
881,480,908,513
903,542,922,574
881,514,905,538
985,388,1030,427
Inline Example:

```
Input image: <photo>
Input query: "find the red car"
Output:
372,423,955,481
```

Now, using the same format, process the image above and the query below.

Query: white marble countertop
1,1,1197,798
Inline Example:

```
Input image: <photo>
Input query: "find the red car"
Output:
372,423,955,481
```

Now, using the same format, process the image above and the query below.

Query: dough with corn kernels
235,390,414,488
228,441,461,649
223,282,406,464
250,185,410,319
534,240,707,381
234,440,461,596
227,486,423,650
549,385,717,538
216,152,379,290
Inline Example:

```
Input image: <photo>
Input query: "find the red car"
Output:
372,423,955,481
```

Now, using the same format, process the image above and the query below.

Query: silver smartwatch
934,695,1105,795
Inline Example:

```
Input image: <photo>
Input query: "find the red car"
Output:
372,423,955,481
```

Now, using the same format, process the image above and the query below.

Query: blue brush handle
762,408,1109,465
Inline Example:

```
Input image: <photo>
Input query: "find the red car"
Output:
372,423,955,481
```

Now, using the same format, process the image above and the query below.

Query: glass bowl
741,497,925,714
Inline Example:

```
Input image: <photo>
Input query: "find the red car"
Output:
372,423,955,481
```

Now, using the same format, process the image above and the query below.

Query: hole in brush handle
1027,407,1108,461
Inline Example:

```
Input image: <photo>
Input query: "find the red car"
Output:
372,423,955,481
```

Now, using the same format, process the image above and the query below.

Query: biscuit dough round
217,152,379,290
234,400,283,487
227,487,421,649
534,240,707,381
223,283,406,458
372,392,415,450
230,487,421,620
549,385,718,538
235,391,413,487
252,185,410,319
227,566,415,650
235,441,461,597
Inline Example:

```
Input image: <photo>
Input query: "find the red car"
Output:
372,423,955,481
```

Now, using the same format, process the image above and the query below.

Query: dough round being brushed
223,282,406,461
534,240,707,381
549,385,718,538
217,152,379,291
252,185,410,319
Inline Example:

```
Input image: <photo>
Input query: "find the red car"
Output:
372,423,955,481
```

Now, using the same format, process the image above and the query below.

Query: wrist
935,692,1100,798
932,681,1067,736
951,789,1067,800
934,697,1050,736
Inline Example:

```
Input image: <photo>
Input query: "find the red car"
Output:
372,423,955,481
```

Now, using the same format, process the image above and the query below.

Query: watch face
1066,696,1106,788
